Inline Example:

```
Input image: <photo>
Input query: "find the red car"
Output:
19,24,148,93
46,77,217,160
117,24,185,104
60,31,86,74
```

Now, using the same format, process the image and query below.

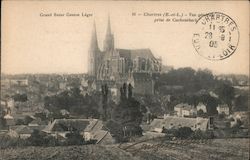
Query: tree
234,95,248,111
28,129,46,146
44,87,101,118
128,83,133,99
200,94,219,116
106,84,143,141
215,83,235,109
65,131,85,145
101,84,109,120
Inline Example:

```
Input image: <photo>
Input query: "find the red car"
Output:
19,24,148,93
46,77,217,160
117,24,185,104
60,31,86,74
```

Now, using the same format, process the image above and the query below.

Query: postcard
1,1,249,160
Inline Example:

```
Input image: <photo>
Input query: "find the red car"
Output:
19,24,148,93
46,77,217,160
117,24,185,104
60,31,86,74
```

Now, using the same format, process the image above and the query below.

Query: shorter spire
106,14,111,37
103,15,114,52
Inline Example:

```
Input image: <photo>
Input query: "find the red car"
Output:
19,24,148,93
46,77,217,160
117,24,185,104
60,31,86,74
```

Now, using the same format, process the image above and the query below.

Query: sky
2,1,249,75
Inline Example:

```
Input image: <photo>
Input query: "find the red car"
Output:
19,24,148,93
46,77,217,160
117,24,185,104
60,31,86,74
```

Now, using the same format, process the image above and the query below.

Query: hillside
0,145,140,160
0,138,249,160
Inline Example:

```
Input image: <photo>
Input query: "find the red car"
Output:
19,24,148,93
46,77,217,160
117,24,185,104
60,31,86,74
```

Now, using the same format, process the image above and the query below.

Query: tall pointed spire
89,20,99,52
103,15,114,52
106,15,111,38
88,20,99,76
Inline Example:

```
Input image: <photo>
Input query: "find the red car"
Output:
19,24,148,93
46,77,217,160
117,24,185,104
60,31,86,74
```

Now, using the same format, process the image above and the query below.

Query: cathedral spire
89,20,99,51
106,15,111,38
103,15,114,52
88,20,99,76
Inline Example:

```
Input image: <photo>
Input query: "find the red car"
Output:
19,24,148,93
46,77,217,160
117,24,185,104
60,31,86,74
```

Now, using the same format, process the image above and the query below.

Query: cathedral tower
88,21,100,76
103,16,114,52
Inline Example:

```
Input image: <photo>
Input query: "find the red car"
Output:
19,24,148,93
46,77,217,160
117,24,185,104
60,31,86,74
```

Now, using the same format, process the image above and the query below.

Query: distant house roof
149,117,209,131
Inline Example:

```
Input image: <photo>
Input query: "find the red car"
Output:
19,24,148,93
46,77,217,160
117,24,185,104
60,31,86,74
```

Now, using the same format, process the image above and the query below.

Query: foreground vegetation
0,138,248,160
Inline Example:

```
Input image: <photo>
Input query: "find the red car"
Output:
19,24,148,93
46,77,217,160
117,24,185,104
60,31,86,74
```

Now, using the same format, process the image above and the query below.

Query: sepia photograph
1,1,249,160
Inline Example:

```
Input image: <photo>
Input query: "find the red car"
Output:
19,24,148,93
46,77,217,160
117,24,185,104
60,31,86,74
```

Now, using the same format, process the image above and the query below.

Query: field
0,138,249,160
122,138,249,160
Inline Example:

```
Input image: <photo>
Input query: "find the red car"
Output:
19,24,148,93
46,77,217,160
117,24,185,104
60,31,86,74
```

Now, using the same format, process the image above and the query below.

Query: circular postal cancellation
192,12,239,61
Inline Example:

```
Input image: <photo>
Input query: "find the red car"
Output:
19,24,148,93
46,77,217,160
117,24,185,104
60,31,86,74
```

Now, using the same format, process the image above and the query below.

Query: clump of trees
44,87,101,118
163,127,214,140
144,67,249,115
155,68,215,93
105,83,144,142
173,127,194,139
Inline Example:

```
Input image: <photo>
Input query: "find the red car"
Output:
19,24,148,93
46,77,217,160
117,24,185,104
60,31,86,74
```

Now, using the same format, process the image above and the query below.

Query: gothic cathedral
88,17,162,95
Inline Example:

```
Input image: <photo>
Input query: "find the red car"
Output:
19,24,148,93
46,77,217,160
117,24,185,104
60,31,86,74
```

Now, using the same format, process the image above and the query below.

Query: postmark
192,12,239,60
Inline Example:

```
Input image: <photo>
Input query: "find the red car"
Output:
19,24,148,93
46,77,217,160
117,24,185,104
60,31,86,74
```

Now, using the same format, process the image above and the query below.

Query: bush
191,129,214,139
0,136,30,149
28,129,59,146
64,131,85,145
173,127,193,139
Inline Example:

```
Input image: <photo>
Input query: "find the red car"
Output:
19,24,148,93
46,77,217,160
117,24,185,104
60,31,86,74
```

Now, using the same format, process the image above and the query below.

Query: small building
174,103,196,117
174,104,183,117
196,102,207,113
217,104,230,115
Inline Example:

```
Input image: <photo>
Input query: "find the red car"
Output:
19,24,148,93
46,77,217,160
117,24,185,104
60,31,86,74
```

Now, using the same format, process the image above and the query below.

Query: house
174,104,183,117
217,104,230,115
148,116,210,133
174,103,196,117
43,119,115,144
196,102,207,113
